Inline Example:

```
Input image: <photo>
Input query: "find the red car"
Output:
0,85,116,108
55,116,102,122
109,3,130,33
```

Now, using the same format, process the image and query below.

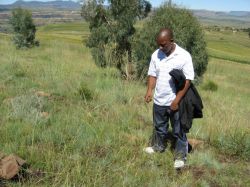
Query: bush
133,5,208,79
9,8,39,49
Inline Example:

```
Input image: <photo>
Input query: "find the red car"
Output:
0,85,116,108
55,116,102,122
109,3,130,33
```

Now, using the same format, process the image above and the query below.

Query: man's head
156,28,174,56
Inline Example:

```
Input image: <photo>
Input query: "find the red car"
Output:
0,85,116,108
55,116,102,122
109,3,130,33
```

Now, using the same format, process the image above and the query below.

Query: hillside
0,22,249,186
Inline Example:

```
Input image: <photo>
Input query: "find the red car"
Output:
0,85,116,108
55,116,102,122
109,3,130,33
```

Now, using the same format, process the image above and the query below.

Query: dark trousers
151,103,187,160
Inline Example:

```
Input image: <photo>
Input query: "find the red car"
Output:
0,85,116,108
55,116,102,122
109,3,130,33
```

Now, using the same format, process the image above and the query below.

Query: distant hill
192,10,250,28
0,1,250,28
192,10,250,19
0,0,81,10
228,11,250,17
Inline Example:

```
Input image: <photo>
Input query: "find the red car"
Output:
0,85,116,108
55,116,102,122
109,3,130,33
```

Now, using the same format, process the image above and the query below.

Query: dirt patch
188,138,205,151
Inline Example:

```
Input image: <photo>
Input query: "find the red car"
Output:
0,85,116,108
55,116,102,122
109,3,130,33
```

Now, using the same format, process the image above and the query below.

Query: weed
77,82,94,101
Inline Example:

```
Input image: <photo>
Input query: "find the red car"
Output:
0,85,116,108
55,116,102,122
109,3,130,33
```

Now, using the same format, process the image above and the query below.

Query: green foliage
213,130,250,161
201,80,218,91
81,0,151,77
133,5,208,79
81,0,112,68
9,8,39,49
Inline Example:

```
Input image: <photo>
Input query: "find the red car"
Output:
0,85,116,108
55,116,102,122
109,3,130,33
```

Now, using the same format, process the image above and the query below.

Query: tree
81,0,151,78
133,5,208,80
81,0,111,68
10,8,39,49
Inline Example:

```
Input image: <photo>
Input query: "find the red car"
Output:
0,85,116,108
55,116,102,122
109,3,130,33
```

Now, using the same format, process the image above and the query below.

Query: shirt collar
170,43,179,57
157,43,179,61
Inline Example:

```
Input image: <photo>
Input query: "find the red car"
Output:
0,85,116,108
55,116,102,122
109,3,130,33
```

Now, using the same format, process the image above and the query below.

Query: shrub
77,83,94,101
9,8,39,49
9,94,49,125
133,5,208,79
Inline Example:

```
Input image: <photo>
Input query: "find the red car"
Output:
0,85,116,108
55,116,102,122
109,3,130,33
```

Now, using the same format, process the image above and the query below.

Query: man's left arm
170,80,191,111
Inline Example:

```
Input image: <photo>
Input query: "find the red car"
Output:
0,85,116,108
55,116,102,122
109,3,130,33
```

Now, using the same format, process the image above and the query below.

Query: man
144,28,194,169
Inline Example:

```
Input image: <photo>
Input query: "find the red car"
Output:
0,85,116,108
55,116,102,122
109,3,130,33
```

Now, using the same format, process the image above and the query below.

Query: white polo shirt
148,44,194,106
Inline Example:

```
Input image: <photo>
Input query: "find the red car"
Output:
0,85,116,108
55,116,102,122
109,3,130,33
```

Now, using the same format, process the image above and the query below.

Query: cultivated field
0,22,249,186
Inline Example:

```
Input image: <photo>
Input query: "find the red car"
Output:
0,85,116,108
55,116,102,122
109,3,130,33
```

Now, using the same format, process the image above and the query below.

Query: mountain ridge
0,0,81,10
1,1,250,16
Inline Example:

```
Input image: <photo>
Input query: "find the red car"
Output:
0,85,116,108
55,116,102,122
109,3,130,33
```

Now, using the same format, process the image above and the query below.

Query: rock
0,154,26,180
35,91,51,97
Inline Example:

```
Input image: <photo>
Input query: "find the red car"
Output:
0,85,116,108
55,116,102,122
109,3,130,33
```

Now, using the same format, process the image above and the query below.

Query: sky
0,0,250,11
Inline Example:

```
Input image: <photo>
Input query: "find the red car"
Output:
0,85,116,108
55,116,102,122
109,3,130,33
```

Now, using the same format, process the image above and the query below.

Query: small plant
201,80,218,91
9,93,49,125
11,60,26,78
213,130,250,161
77,83,94,101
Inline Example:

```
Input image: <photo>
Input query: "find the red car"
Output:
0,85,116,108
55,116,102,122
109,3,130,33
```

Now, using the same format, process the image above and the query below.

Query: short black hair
158,28,174,40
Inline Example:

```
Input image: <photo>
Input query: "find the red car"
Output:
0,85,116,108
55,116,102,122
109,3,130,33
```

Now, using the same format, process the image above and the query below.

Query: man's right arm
144,76,156,103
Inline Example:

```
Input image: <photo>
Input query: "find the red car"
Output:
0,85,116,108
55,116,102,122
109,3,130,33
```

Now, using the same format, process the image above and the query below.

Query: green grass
205,30,250,64
0,22,249,186
37,22,90,43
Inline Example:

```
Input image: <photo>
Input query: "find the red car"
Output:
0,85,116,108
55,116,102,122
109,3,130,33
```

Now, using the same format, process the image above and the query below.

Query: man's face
157,36,173,55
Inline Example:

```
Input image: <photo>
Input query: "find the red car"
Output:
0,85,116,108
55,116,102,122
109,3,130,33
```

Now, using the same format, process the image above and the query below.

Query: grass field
205,30,250,64
0,22,249,186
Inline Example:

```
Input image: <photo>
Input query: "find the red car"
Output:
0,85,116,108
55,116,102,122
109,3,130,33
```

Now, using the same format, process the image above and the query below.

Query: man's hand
144,91,153,103
170,80,191,111
145,76,156,103
170,99,179,111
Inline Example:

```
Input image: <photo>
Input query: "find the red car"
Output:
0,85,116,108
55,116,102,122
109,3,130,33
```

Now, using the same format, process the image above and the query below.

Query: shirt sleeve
183,53,194,80
147,55,157,77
